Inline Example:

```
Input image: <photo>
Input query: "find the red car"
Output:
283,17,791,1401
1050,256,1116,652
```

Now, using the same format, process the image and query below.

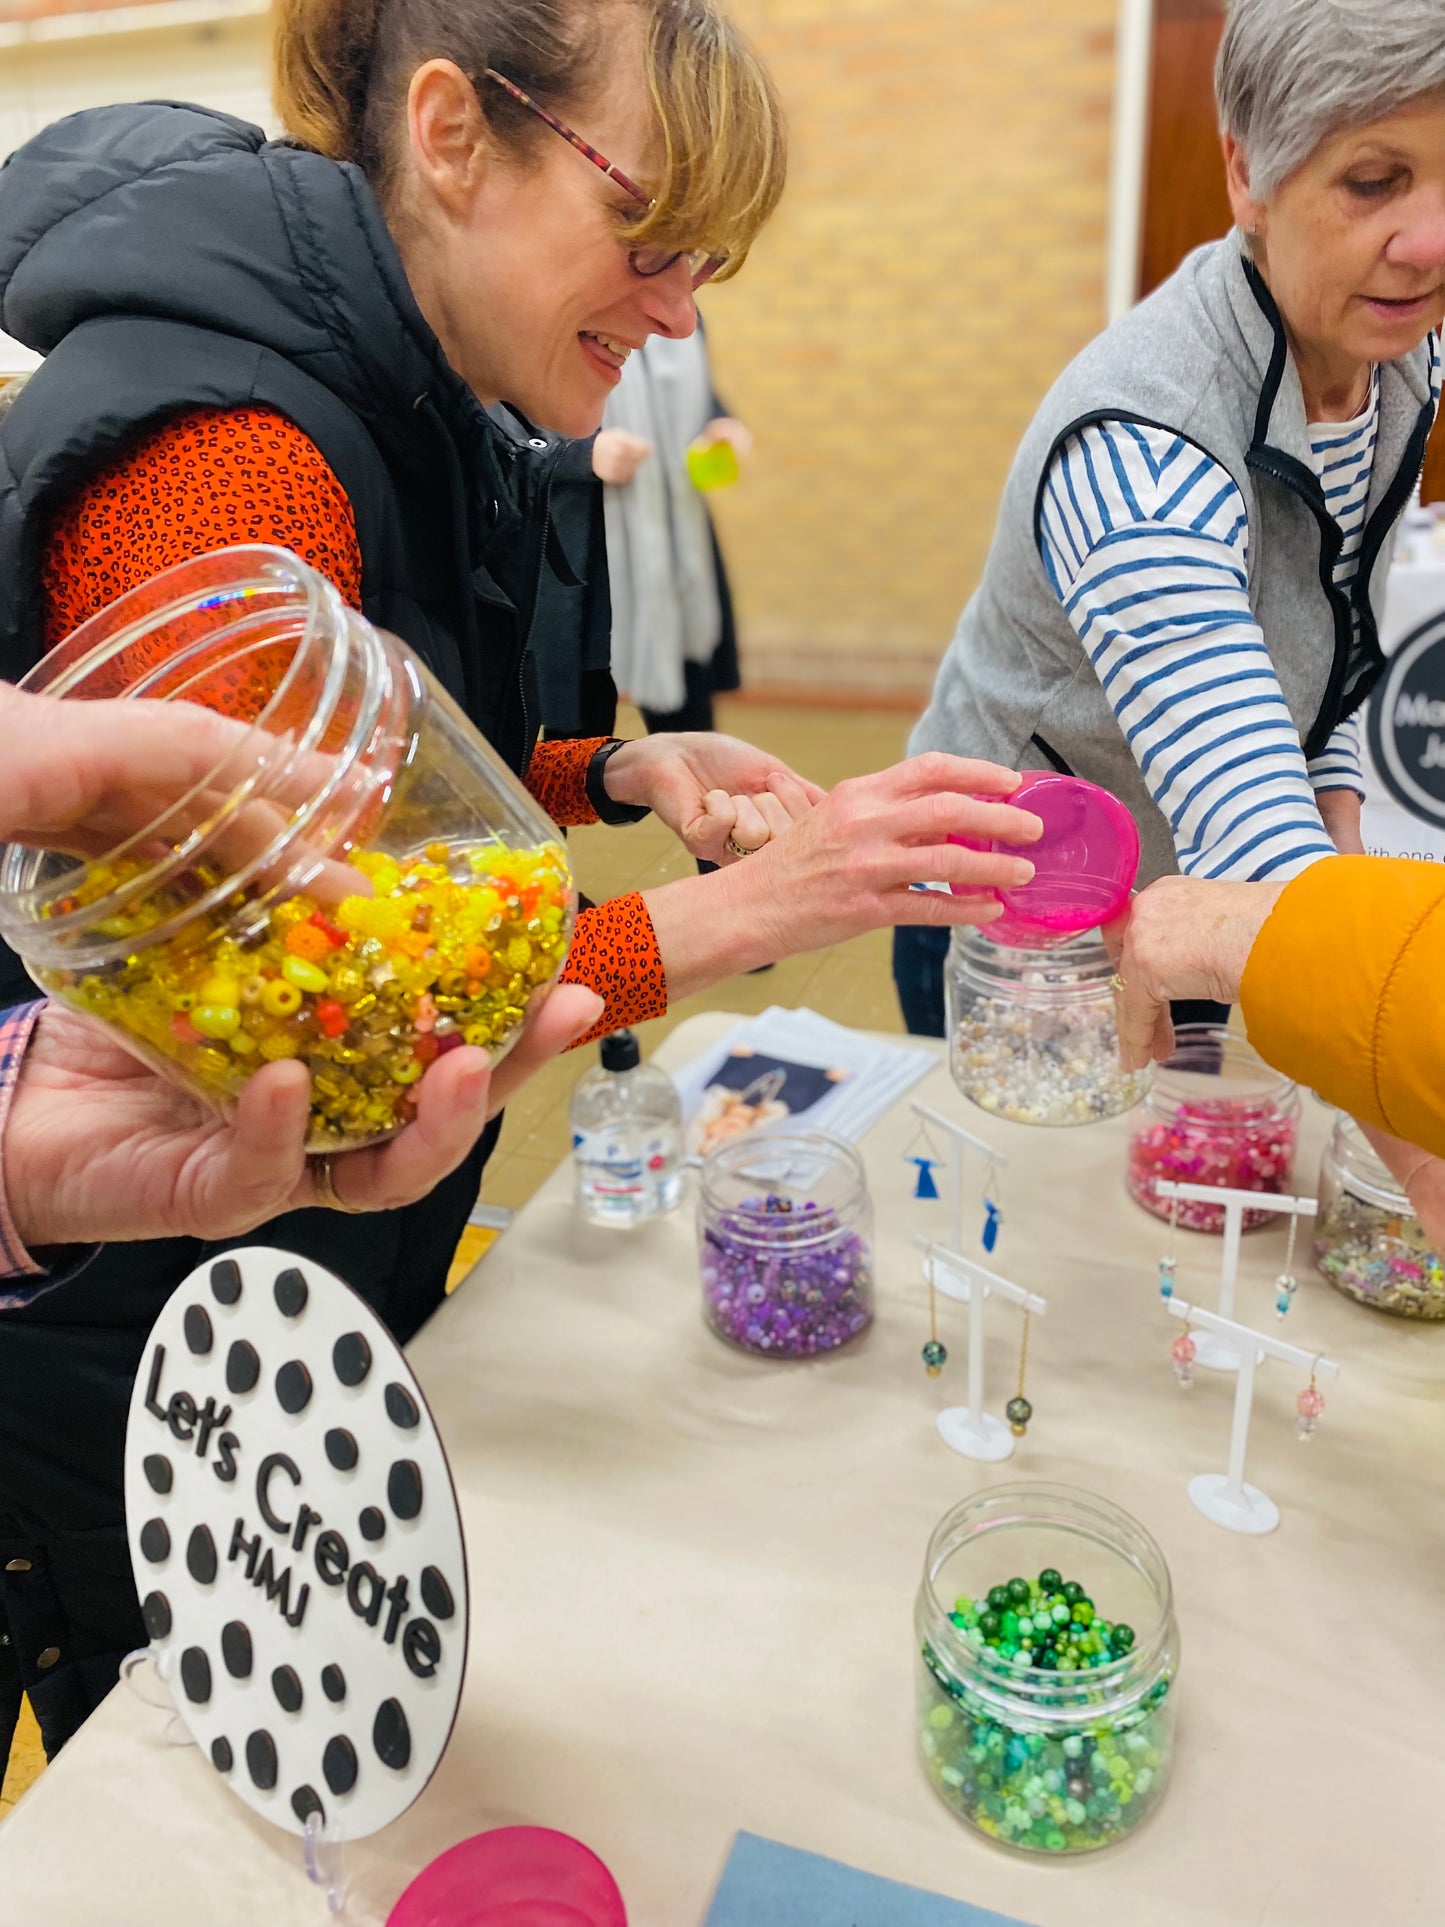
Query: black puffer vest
0,105,606,1560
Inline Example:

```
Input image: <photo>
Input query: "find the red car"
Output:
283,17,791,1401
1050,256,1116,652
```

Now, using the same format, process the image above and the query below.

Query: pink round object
387,1828,627,1927
949,771,1139,948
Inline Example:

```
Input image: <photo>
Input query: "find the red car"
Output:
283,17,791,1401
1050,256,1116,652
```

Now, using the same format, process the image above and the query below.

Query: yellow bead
282,956,329,995
229,1030,258,1056
462,1022,492,1048
192,1004,241,1040
390,1058,424,1085
262,979,304,1017
329,964,366,1004
258,1032,301,1061
240,974,269,1006
200,975,240,1007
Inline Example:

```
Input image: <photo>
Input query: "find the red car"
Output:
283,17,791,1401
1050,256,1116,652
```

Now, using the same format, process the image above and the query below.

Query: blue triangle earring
903,1115,943,1201
981,1158,1002,1255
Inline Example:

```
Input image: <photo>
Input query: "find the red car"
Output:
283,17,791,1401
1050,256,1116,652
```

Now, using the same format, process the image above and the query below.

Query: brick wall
702,0,1118,703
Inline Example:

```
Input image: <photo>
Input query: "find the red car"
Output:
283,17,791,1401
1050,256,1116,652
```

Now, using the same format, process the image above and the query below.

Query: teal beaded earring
1274,1209,1301,1319
1158,1188,1179,1301
922,1261,947,1377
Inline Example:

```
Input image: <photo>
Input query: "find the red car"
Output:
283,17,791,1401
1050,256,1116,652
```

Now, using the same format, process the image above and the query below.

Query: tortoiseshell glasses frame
482,68,727,290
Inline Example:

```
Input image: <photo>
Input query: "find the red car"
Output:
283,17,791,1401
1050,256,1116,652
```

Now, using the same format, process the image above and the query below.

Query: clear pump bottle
570,1030,685,1226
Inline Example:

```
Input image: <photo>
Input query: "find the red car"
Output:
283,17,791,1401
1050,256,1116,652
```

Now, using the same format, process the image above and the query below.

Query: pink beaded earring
1171,1317,1196,1389
1296,1362,1325,1441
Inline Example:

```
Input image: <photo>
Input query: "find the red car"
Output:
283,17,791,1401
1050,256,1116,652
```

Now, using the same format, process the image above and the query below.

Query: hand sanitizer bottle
570,1030,685,1226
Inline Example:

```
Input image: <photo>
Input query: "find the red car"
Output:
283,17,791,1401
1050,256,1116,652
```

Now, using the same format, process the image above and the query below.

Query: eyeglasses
482,68,727,290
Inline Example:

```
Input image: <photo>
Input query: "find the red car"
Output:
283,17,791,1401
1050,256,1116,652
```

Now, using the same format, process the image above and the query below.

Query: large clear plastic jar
698,1131,874,1357
1126,1025,1299,1230
946,927,1150,1126
0,546,574,1151
916,1484,1179,1857
1314,1114,1445,1318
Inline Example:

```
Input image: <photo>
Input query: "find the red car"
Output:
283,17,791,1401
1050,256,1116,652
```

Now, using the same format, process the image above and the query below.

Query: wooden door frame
1106,0,1156,320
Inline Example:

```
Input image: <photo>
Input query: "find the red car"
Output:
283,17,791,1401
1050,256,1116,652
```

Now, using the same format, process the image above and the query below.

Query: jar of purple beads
698,1131,875,1357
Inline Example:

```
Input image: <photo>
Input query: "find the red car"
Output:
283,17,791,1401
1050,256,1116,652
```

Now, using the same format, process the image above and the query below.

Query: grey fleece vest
911,238,1438,884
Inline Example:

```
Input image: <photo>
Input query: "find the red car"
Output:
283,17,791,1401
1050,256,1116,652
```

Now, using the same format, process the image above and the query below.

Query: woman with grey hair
895,0,1445,1036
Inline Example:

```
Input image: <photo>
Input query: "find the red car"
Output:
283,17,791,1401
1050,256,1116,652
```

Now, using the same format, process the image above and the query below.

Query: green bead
1072,1601,1094,1627
1062,1581,1084,1605
1006,1577,1030,1606
1017,1614,1034,1636
1038,1568,1062,1593
1001,1611,1020,1639
979,1610,1001,1639
1112,1624,1136,1654
1062,1735,1083,1759
1051,1602,1071,1626
987,1585,1010,1613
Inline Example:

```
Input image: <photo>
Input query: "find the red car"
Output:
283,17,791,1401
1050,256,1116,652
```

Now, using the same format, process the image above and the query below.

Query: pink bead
1297,1385,1325,1420
1171,1333,1197,1364
414,994,438,1034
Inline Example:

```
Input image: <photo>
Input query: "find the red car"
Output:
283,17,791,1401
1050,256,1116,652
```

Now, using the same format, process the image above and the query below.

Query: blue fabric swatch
702,1833,1039,1927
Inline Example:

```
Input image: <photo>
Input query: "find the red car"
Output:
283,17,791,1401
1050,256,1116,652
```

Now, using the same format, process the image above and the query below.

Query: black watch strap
585,738,652,825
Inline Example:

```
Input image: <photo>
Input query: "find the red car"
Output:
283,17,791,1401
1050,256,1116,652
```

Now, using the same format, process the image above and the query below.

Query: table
4,1012,1444,1925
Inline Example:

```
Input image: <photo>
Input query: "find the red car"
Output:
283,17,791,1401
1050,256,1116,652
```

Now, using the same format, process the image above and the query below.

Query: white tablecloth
3,1014,1444,1925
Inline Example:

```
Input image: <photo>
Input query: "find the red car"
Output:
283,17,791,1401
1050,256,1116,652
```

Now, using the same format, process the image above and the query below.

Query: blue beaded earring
982,1158,1002,1255
1158,1189,1179,1300
1274,1208,1301,1319
903,1116,943,1201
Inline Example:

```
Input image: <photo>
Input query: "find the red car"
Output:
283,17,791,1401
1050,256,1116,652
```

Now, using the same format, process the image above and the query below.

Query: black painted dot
274,1267,309,1318
333,1332,372,1388
180,1646,212,1705
183,1304,213,1355
272,1665,304,1714
321,1664,347,1704
246,1729,278,1791
211,1736,234,1774
139,1518,170,1564
142,1591,172,1640
372,1698,411,1771
291,1785,325,1826
384,1383,420,1429
359,1507,386,1543
226,1340,261,1395
143,1454,173,1495
387,1460,423,1521
323,1734,358,1796
210,1259,242,1306
325,1429,359,1472
419,1566,454,1620
221,1621,253,1679
276,1360,313,1415
187,1523,218,1585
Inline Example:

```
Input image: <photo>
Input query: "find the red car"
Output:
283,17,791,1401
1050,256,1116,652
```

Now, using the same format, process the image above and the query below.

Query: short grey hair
1217,0,1445,199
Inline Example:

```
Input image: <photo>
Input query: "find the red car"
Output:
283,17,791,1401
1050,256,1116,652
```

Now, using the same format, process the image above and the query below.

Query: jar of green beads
0,545,574,1152
916,1484,1179,1856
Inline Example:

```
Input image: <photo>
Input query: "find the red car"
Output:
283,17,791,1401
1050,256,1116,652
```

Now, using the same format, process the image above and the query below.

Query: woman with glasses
0,0,1036,1767
896,0,1445,1038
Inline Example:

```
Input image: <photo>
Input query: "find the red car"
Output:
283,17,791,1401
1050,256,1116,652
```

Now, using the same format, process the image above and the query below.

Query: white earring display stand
909,1101,1007,1257
1156,1182,1317,1373
916,1238,1046,1462
1167,1298,1339,1535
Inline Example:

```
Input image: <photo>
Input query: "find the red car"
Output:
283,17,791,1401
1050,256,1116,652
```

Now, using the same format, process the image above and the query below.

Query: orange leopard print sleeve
42,405,670,1045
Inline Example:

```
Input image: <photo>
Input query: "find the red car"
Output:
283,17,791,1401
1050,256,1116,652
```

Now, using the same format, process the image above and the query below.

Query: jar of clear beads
0,546,574,1152
916,1484,1179,1857
946,927,1150,1126
698,1131,874,1357
1314,1114,1445,1319
1126,1026,1299,1230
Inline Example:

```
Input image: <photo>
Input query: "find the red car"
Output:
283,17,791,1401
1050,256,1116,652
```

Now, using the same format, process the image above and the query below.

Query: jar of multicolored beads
916,1484,1179,1856
1126,1026,1299,1230
1314,1114,1445,1319
0,546,574,1152
946,927,1151,1126
698,1131,874,1357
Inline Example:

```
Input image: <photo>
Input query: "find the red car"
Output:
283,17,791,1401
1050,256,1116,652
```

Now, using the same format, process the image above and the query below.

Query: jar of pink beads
1126,1026,1299,1232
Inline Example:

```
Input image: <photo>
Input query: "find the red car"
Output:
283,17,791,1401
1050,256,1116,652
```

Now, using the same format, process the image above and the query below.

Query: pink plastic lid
386,1827,627,1927
949,771,1139,949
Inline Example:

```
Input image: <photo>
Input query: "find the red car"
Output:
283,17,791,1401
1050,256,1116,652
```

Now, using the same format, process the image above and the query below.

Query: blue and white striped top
1035,357,1427,882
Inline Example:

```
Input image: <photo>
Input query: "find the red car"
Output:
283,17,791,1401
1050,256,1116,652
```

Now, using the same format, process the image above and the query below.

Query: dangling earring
903,1115,943,1201
1006,1311,1033,1436
1296,1361,1325,1441
1158,1187,1180,1300
921,1261,948,1377
1171,1317,1197,1389
981,1158,1003,1256
1274,1208,1301,1319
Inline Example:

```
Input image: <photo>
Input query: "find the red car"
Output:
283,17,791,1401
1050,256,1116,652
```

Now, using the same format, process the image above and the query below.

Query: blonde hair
273,0,785,277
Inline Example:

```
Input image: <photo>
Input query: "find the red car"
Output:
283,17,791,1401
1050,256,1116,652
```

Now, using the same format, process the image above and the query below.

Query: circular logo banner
124,1246,468,1841
1367,610,1445,827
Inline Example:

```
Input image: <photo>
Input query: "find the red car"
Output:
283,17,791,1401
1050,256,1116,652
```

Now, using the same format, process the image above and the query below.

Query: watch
585,738,652,826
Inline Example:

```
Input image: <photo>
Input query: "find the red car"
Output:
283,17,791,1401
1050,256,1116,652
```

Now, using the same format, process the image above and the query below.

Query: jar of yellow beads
0,546,574,1151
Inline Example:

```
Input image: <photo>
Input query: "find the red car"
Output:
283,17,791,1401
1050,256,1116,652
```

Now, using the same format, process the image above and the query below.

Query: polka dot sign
123,1246,468,1842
